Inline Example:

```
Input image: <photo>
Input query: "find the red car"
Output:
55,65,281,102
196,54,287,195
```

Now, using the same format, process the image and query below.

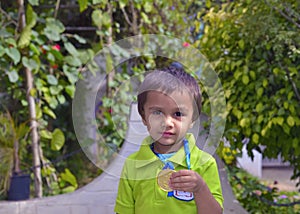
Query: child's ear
142,118,147,125
141,114,147,125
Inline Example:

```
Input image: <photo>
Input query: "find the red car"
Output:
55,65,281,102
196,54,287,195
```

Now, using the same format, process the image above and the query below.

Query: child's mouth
162,132,174,137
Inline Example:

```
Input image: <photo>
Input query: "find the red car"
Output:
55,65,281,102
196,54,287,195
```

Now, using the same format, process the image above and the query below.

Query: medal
152,139,194,201
157,168,175,192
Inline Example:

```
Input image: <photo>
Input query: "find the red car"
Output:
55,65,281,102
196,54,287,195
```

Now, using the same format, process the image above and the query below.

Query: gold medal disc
157,169,175,192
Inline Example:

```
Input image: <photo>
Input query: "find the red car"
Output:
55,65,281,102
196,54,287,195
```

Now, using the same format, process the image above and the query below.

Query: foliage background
0,1,299,210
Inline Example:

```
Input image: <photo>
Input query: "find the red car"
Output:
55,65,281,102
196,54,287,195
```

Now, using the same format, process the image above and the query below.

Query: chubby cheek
143,115,164,138
146,114,161,130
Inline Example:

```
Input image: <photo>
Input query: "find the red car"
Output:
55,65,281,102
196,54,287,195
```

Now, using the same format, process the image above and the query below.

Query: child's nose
162,115,174,128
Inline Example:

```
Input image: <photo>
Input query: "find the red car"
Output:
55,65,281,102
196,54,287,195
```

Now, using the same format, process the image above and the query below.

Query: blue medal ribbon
151,139,193,200
183,139,191,170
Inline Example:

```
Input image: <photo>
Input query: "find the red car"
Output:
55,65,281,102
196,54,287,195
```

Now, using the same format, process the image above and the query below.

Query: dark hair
137,65,202,121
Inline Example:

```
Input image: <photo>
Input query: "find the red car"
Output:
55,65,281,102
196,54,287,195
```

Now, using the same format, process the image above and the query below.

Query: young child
114,65,223,214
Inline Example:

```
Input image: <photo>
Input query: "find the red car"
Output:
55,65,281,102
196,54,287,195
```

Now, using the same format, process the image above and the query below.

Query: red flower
51,64,58,69
183,42,190,47
52,44,60,51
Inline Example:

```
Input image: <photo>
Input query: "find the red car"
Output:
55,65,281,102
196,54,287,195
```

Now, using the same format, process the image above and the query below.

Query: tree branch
0,5,18,27
281,63,300,105
54,0,61,19
265,0,300,29
130,0,139,35
17,0,43,198
120,6,133,27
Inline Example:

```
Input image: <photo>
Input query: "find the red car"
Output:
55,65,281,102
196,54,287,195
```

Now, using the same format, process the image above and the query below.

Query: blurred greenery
196,0,300,187
0,2,299,211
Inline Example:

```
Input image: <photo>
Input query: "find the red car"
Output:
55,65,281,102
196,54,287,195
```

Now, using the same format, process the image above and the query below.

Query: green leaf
60,168,77,188
28,0,39,6
262,79,268,87
257,87,264,97
65,85,75,98
238,40,245,50
102,12,111,27
40,130,52,140
141,12,151,24
287,91,293,100
22,57,39,71
5,38,17,47
240,118,250,127
64,70,79,84
26,4,37,28
242,75,249,85
29,88,36,97
252,133,259,144
232,108,242,119
48,18,65,32
256,115,264,124
78,0,88,12
274,117,284,126
292,138,298,149
92,0,105,4
6,70,19,83
62,186,76,194
29,43,40,55
47,52,55,62
119,0,128,8
47,74,58,85
49,85,63,95
43,106,56,119
144,1,153,13
282,124,290,135
73,34,86,44
289,105,295,114
273,67,280,75
18,26,32,48
44,28,60,41
287,116,295,127
50,49,63,61
64,42,78,56
0,46,5,57
249,70,256,80
44,18,65,41
5,47,21,65
255,102,264,113
35,104,42,119
92,10,102,28
234,71,242,80
51,128,65,151
64,56,82,67
57,94,66,104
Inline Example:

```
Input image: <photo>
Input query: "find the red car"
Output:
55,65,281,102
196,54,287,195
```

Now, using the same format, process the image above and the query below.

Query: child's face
142,90,194,149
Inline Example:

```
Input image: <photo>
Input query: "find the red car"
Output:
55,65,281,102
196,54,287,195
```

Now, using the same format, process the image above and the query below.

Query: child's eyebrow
176,106,189,111
148,106,162,110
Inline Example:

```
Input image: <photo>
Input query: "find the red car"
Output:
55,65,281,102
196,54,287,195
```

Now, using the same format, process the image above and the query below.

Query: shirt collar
135,133,196,168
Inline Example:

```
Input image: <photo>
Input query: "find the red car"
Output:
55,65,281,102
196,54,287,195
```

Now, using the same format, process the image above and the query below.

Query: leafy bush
227,165,300,214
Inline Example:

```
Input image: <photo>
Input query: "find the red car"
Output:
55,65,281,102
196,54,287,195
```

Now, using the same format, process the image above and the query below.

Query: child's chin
157,138,177,146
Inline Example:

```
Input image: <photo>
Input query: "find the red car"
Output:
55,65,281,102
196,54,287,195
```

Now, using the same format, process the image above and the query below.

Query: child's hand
169,170,205,194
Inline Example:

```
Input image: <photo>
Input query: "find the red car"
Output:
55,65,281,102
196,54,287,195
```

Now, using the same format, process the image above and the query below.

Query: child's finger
170,169,192,178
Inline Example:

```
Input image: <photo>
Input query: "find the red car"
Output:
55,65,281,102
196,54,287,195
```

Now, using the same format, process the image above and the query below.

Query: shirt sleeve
114,160,135,214
201,157,224,209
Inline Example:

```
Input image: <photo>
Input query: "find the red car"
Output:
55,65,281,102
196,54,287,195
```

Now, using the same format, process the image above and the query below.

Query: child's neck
153,142,183,154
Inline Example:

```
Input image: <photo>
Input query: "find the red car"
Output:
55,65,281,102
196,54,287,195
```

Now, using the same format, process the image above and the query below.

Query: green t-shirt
114,133,223,214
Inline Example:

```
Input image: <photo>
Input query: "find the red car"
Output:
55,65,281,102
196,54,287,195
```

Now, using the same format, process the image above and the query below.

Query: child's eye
174,112,184,117
152,110,162,115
